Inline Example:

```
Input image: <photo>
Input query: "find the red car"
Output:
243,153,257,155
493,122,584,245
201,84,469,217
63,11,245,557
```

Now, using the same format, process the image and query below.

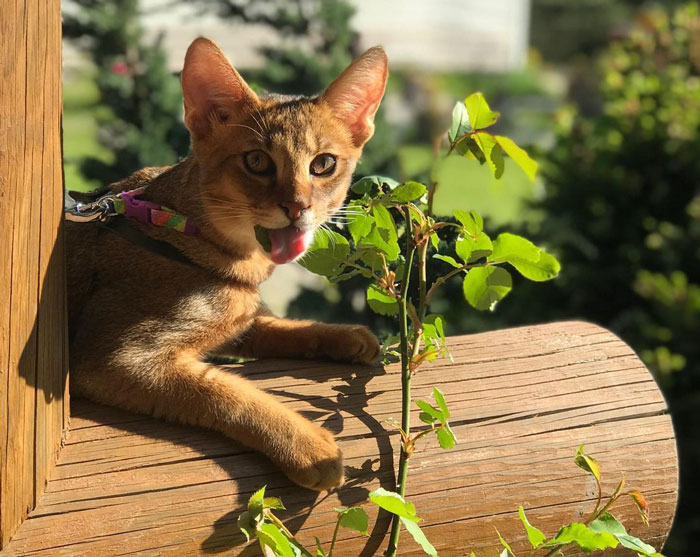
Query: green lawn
63,70,113,193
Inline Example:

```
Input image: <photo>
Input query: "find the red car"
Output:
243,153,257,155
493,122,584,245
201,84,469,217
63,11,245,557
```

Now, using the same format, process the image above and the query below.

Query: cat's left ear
321,46,388,147
181,37,259,140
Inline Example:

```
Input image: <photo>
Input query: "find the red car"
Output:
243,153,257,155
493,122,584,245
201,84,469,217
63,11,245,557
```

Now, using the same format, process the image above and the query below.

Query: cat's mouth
255,225,311,265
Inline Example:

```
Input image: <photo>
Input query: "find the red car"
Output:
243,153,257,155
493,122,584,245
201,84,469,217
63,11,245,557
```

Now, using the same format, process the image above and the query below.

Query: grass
63,70,113,193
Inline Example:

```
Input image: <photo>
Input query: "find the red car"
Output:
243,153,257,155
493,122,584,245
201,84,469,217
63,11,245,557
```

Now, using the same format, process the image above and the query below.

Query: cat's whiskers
198,194,253,211
318,224,337,248
253,107,270,135
224,123,264,141
249,109,269,139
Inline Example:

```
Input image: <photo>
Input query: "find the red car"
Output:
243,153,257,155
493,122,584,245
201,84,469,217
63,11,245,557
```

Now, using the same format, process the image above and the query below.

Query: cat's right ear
181,37,259,140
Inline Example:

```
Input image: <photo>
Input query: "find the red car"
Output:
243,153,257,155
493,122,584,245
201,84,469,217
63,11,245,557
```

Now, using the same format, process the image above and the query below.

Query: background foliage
62,1,699,553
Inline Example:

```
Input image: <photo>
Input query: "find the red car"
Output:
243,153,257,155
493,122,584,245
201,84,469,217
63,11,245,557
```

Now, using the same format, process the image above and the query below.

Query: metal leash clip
65,194,119,223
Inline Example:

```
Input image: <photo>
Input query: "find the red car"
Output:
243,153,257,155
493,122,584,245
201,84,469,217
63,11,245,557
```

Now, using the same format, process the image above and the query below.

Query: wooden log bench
2,322,678,556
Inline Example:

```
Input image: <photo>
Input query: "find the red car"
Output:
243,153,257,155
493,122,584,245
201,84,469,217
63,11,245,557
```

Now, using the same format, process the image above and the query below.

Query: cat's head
181,38,387,264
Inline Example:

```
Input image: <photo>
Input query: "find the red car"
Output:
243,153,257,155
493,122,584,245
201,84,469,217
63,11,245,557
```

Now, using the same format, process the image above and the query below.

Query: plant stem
425,261,487,305
328,515,342,557
266,512,314,557
417,238,429,323
385,206,416,557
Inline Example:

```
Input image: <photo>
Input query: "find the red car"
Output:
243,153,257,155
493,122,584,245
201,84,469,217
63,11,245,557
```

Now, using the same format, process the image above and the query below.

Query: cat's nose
280,201,310,222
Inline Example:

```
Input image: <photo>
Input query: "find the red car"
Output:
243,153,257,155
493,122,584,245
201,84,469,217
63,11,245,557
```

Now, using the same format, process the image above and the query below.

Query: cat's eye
310,154,337,177
244,150,274,176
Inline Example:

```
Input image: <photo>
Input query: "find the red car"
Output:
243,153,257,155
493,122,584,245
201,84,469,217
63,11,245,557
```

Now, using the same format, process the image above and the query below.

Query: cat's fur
66,38,388,491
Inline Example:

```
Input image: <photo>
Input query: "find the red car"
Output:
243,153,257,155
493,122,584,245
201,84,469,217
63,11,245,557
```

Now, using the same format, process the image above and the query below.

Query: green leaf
496,528,515,556
589,512,627,536
369,488,420,521
589,510,656,554
513,250,561,281
432,387,450,419
437,423,456,449
463,266,513,311
453,210,483,235
455,232,493,263
366,284,398,316
299,230,350,276
574,444,601,483
258,522,299,557
336,507,369,536
464,92,499,130
264,497,286,511
401,516,437,556
248,486,266,518
430,231,440,250
546,523,618,553
488,234,560,281
415,400,444,422
495,135,538,180
423,315,446,347
490,233,541,262
519,506,546,548
314,537,327,557
433,254,461,268
617,535,657,555
351,175,400,194
364,204,400,261
237,510,254,542
474,132,504,178
449,100,471,143
419,411,436,425
347,210,374,245
391,181,427,202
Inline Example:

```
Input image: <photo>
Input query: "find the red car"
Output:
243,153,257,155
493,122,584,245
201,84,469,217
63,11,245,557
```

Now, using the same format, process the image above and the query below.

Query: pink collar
114,188,198,236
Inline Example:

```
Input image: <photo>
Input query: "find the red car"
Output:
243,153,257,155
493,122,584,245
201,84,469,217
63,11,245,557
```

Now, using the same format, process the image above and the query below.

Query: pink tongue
268,226,308,264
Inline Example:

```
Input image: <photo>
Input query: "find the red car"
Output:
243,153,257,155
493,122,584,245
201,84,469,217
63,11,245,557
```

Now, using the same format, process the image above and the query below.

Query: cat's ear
321,46,388,147
181,37,259,140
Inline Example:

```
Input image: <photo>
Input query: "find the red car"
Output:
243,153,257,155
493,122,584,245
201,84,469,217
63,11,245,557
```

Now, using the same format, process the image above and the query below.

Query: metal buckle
65,195,118,223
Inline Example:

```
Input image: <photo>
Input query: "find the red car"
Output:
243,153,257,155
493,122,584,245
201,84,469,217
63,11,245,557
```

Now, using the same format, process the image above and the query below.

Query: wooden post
0,0,67,548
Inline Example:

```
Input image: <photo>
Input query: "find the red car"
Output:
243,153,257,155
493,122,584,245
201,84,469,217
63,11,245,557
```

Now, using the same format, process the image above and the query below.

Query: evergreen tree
64,0,190,186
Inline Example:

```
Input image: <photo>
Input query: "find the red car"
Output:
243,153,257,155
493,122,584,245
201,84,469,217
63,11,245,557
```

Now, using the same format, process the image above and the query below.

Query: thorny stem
385,205,416,557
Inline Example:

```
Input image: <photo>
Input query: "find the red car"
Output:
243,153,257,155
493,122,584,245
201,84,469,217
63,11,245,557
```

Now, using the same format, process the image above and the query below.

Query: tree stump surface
2,322,677,556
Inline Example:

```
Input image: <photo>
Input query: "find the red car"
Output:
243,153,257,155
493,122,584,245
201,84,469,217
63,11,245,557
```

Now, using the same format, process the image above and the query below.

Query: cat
66,37,387,491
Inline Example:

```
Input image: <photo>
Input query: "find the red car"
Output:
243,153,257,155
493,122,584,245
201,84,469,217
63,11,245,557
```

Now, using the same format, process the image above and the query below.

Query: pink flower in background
112,61,129,76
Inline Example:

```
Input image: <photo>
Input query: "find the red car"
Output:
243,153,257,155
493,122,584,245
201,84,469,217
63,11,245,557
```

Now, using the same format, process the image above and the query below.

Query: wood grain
0,0,67,548
3,322,677,556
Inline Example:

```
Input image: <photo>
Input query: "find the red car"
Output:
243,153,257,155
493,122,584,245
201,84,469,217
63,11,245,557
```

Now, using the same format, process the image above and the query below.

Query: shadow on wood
0,0,68,547
4,322,678,556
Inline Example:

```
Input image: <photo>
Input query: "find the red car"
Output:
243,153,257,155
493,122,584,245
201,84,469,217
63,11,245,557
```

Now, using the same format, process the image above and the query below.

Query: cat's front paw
315,324,380,364
282,424,344,491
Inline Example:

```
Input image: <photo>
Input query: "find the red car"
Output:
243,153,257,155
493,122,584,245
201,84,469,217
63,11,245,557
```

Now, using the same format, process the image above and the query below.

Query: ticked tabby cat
66,38,387,491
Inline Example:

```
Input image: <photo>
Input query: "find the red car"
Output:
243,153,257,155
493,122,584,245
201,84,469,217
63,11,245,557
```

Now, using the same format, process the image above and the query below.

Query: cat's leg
70,294,344,491
222,311,380,364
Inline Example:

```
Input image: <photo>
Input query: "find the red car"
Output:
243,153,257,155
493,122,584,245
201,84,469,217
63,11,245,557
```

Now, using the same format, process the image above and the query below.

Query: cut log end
5,321,677,555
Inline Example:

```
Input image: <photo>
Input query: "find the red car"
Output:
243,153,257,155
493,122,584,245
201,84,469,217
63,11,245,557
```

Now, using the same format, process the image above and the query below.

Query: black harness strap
100,218,202,270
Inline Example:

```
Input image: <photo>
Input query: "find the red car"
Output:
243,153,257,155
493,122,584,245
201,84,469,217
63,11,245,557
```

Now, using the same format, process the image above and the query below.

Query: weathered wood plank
35,0,67,508
0,0,66,548
4,322,678,556
2,0,39,543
